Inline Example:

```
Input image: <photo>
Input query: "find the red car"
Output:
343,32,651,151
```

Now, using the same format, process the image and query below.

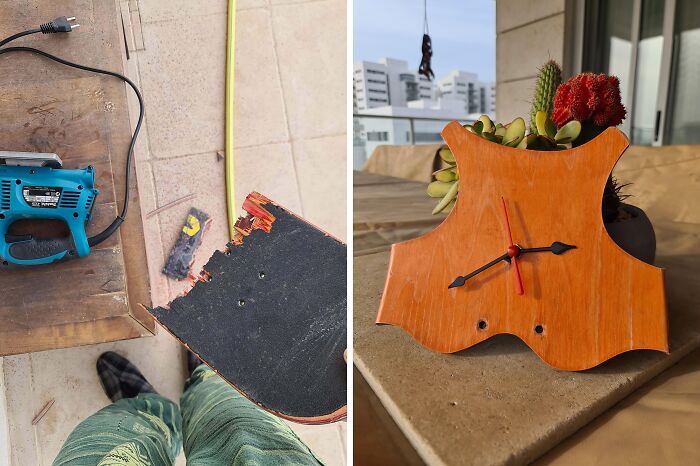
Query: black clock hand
519,241,576,255
449,252,510,289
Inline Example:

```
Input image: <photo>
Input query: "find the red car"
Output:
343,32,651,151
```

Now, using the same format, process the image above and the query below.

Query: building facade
353,58,435,112
353,57,496,168
437,70,496,116
496,0,700,147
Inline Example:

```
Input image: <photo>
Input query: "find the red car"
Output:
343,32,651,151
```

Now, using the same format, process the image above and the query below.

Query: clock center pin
507,245,521,258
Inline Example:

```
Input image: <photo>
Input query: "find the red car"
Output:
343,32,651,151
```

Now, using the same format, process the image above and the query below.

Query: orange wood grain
376,122,668,370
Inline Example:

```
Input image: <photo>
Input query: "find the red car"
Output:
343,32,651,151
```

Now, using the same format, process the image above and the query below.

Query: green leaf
438,147,456,164
478,115,493,133
432,181,459,214
535,111,547,136
503,117,526,147
427,180,456,198
554,120,582,144
526,134,557,151
472,120,484,135
545,119,557,138
434,167,457,182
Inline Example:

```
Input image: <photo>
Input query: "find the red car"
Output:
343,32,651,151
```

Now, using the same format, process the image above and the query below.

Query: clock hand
448,252,510,289
501,197,524,295
449,242,576,289
519,241,576,255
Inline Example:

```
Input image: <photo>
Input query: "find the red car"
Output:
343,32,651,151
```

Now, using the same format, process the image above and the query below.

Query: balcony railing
353,113,474,170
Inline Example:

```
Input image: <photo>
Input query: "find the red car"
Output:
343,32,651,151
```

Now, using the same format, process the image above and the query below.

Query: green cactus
529,60,562,135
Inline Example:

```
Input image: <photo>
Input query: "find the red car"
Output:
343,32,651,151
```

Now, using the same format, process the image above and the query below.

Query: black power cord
0,16,145,247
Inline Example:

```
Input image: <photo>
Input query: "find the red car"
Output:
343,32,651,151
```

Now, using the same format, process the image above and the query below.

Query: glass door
583,0,700,145
631,0,665,144
665,0,700,144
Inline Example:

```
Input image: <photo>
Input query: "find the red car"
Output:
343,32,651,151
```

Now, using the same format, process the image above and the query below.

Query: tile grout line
28,353,42,465
336,423,347,463
148,128,346,163
267,4,306,217
139,7,264,26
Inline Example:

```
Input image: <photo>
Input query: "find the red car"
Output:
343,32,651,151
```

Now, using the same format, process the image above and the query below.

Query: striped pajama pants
53,365,324,466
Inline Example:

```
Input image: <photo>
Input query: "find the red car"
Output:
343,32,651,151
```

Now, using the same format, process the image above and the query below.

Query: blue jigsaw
0,151,99,266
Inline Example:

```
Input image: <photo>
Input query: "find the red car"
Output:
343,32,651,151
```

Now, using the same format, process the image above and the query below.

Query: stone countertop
353,146,700,465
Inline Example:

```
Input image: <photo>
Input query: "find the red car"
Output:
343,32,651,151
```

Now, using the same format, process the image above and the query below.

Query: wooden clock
376,121,668,371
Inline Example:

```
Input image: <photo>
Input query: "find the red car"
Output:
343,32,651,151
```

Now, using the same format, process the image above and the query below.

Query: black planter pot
604,203,656,265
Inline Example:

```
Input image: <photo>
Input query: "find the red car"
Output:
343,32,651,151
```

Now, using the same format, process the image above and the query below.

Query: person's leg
181,364,324,465
53,352,183,466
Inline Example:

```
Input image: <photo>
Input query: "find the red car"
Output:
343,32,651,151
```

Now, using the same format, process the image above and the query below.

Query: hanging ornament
418,0,435,81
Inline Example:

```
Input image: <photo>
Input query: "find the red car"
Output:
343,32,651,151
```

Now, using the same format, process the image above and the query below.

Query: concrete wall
495,0,567,123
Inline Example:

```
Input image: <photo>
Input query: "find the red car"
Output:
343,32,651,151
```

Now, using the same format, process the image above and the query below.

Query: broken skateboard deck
148,193,347,424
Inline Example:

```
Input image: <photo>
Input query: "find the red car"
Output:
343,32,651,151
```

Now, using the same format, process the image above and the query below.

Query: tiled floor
0,0,347,464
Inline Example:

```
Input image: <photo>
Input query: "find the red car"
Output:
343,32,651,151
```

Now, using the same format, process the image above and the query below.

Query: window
367,131,389,141
367,79,386,84
367,69,386,75
456,82,466,87
369,89,387,94
584,0,700,144
369,98,387,103
414,132,443,142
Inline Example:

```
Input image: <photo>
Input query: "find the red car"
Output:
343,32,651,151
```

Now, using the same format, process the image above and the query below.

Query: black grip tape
8,237,75,261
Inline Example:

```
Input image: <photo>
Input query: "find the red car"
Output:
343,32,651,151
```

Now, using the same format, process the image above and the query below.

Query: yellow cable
225,0,237,240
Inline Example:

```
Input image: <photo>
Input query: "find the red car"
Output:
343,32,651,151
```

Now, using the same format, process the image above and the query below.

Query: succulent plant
602,177,631,223
551,72,629,221
429,64,630,221
429,112,581,214
529,60,562,135
552,73,626,130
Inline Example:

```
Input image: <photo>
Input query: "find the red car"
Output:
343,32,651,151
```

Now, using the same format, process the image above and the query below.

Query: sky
353,0,496,82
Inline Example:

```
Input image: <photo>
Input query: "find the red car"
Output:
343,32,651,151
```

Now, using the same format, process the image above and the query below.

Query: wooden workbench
354,157,700,465
0,1,153,355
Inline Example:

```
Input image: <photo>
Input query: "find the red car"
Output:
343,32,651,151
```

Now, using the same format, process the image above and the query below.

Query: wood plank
353,142,700,464
0,0,153,355
377,125,667,370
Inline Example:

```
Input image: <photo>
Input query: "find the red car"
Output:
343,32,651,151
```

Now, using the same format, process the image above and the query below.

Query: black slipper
96,351,157,402
186,349,203,378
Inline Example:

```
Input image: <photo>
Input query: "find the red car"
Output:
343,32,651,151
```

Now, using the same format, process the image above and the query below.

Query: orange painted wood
376,122,668,370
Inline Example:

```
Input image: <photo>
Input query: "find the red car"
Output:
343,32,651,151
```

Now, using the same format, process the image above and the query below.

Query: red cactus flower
551,73,626,128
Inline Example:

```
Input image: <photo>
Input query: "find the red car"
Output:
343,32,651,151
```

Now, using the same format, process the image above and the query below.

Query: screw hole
2,261,8,266
224,248,231,256
238,299,246,307
73,212,79,218
78,185,83,190
535,324,544,334
258,271,265,279
477,320,487,330
0,214,4,220
29,169,35,175
15,179,21,185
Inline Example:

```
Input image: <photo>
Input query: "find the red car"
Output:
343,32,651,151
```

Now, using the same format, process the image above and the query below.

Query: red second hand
501,197,524,295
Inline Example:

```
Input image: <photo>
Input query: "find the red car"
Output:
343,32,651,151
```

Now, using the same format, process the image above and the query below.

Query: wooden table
0,1,153,355
354,166,700,465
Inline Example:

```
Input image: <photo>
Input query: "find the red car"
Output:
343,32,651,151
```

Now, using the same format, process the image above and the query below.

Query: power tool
0,152,98,266
0,16,145,267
